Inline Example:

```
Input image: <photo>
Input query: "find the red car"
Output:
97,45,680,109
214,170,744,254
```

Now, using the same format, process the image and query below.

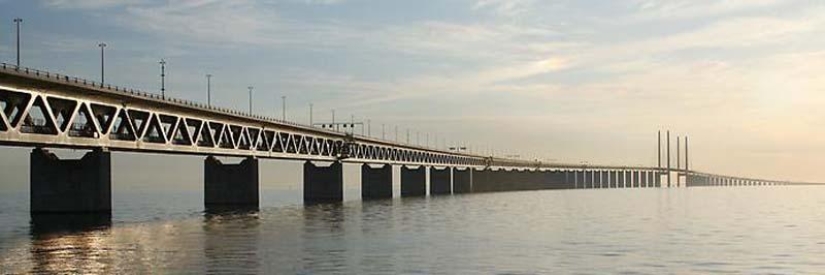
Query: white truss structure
0,64,802,185
0,66,484,166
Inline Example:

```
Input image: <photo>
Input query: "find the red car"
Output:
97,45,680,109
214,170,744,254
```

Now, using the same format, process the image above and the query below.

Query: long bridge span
0,63,800,214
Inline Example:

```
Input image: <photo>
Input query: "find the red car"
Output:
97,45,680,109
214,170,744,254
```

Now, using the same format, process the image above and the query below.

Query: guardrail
0,62,460,152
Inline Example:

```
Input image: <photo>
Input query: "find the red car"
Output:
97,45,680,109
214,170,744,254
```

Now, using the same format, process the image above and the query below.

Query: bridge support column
204,156,259,209
609,171,617,188
361,164,392,200
618,171,626,188
453,168,472,193
401,166,426,197
430,167,452,195
31,148,111,214
304,161,343,203
641,171,648,187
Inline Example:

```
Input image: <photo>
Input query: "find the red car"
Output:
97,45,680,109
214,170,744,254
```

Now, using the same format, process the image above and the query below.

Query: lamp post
13,18,22,67
159,59,166,98
206,74,212,106
281,96,286,121
98,43,106,85
247,86,253,113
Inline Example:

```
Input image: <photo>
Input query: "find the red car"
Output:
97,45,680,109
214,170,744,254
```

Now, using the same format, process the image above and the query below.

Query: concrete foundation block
304,161,343,203
401,165,426,197
430,167,451,195
204,156,259,209
31,148,111,214
361,164,392,200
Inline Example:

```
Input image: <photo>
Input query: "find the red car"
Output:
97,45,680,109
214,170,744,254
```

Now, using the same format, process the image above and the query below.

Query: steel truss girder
0,85,483,166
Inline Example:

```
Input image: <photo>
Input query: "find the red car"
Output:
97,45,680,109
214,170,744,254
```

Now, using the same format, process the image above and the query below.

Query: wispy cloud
629,0,788,20
40,0,144,10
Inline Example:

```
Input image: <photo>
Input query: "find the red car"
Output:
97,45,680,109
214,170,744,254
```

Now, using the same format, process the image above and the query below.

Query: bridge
0,63,799,215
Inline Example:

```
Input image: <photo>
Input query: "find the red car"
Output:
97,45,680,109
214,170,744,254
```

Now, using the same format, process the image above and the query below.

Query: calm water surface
1,186,825,274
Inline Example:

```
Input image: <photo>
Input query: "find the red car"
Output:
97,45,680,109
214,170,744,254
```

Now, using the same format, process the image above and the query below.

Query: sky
0,0,824,188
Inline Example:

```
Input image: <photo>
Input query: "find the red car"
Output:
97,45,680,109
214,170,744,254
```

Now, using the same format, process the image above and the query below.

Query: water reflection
30,213,112,236
29,214,113,274
202,209,261,275
300,203,348,273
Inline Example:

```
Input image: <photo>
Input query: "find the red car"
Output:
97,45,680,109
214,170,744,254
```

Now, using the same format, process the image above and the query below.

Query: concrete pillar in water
30,148,111,214
204,156,259,209
653,171,662,188
641,171,648,187
304,161,343,203
453,168,472,193
617,170,625,188
430,167,452,195
608,170,616,188
361,164,392,200
624,171,631,188
597,170,605,189
583,170,592,189
401,165,426,197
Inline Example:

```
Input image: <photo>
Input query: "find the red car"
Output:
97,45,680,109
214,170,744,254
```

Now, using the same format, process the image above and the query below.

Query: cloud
40,0,144,9
629,0,788,20
473,0,536,17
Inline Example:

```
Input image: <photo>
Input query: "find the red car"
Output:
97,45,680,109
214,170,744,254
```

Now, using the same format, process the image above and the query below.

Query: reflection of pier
29,214,113,274
203,211,261,274
0,64,805,216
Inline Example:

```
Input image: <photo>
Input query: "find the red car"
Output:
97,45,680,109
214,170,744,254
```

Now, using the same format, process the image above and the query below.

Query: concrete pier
361,164,392,200
642,171,650,187
619,171,626,188
30,148,111,213
430,167,452,195
453,168,472,193
304,161,343,203
204,156,260,209
473,169,494,192
401,165,426,197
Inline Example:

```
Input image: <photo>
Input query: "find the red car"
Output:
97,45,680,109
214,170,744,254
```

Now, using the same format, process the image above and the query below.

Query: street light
281,96,286,121
247,86,253,113
13,18,22,67
331,109,336,131
159,59,166,98
98,43,106,85
206,74,212,106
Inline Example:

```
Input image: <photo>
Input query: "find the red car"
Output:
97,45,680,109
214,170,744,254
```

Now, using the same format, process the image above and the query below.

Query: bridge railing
0,62,468,152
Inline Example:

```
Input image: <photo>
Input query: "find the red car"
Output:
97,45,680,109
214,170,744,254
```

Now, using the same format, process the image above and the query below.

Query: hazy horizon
1,0,824,183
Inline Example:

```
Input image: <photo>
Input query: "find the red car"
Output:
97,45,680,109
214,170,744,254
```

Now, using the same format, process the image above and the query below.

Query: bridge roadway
0,63,795,215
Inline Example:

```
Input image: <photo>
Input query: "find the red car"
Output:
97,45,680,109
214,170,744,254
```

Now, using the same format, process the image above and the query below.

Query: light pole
247,86,253,113
331,109,336,131
281,96,286,121
382,124,385,139
206,74,212,106
367,119,371,137
98,43,106,84
13,18,22,67
159,59,166,98
309,103,313,125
